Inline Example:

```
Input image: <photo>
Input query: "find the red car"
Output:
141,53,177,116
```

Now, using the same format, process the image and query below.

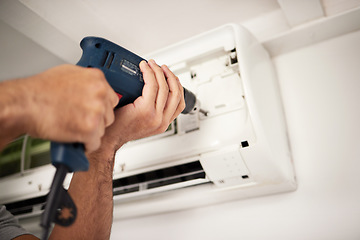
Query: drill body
51,37,200,172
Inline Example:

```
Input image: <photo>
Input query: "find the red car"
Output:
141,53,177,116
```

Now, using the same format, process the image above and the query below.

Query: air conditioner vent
113,161,206,196
5,195,46,216
4,161,207,217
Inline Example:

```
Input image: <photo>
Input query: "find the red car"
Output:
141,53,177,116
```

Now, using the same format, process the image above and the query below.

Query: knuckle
152,81,159,93
173,88,182,99
82,111,102,134
153,66,163,75
88,69,107,89
160,84,169,95
89,67,105,78
94,86,108,101
83,117,97,134
97,81,108,92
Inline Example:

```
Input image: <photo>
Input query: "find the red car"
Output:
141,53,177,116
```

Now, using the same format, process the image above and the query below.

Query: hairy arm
48,147,116,240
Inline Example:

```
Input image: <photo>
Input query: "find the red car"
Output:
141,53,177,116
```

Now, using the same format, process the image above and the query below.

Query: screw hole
95,43,101,48
241,141,249,148
191,72,197,79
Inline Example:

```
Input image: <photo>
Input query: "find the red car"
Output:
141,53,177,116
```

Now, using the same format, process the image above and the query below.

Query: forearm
49,146,116,240
0,78,31,150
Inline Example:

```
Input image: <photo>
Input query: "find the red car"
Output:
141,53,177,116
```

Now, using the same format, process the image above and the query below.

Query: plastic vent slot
4,195,47,216
113,161,206,196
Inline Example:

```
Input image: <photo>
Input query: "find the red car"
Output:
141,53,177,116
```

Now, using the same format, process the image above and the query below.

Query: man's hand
0,64,119,152
99,59,185,152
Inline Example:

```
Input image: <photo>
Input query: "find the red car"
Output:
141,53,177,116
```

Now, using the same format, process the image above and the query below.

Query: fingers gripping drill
40,37,206,239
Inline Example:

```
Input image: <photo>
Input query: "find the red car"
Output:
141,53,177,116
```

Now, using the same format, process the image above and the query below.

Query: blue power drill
40,37,205,239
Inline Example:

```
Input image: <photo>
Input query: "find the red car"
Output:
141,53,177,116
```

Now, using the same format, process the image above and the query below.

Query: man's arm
0,64,118,152
0,64,118,240
48,148,115,240
48,60,184,239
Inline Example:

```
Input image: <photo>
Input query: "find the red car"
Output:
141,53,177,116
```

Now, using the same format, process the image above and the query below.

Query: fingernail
140,60,147,67
149,59,156,64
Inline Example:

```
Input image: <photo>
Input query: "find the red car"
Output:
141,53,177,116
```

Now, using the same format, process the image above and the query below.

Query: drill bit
199,109,209,116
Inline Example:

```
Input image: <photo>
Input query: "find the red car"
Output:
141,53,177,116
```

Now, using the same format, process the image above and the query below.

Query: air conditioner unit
0,24,296,226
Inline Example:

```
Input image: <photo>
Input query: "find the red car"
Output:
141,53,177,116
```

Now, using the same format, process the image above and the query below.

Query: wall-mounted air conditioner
0,24,296,226
111,23,296,218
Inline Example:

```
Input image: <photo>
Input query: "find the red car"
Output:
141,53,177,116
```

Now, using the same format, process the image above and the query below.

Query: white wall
109,30,360,240
0,19,65,81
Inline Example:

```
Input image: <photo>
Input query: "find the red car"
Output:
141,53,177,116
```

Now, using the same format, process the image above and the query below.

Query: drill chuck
182,88,198,114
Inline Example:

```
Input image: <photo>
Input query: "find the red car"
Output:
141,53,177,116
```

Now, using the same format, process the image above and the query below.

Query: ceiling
0,0,359,80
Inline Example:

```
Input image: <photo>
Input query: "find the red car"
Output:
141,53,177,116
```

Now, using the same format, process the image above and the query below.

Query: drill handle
50,142,89,172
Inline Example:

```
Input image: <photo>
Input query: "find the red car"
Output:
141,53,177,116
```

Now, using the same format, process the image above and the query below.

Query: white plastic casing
111,23,296,218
